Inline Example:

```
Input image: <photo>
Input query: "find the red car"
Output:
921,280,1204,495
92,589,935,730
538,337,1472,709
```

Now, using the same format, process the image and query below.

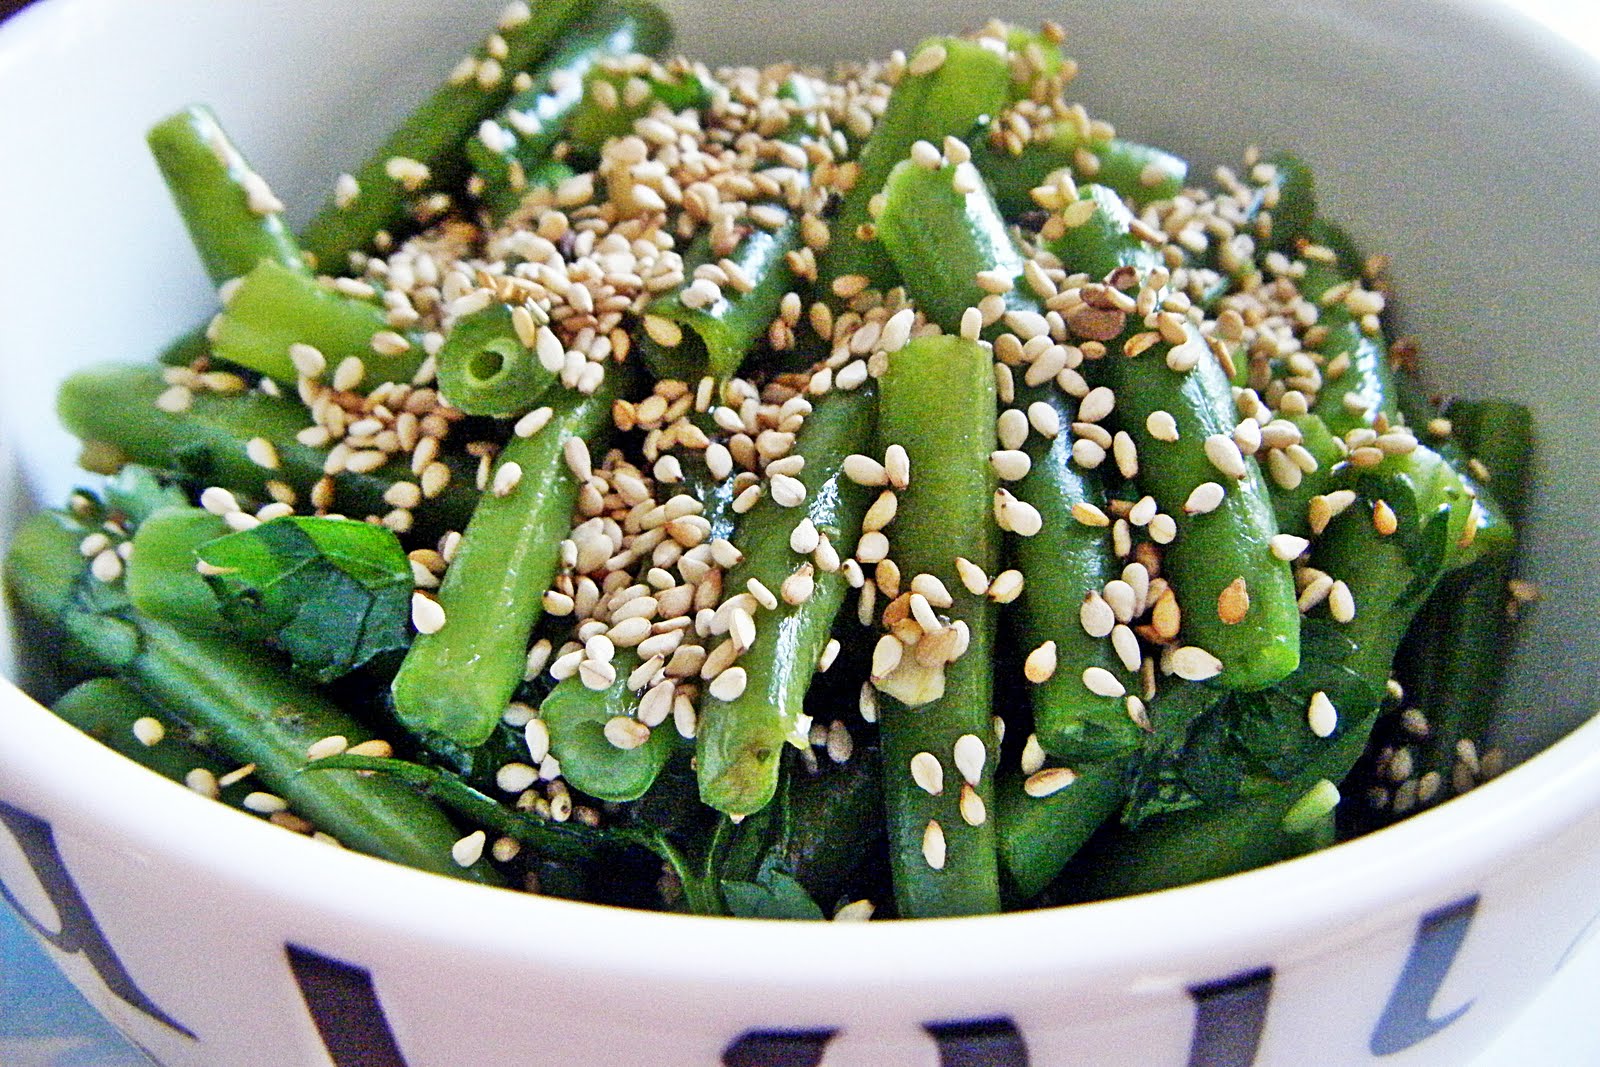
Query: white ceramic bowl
3,1,1600,1064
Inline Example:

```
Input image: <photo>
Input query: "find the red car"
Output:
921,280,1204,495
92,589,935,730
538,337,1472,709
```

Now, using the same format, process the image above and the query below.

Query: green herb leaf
720,854,825,920
196,516,412,682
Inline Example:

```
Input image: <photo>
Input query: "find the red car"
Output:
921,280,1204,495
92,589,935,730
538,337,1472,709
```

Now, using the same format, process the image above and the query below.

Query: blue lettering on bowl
0,797,194,1039
1186,966,1273,1067
286,943,410,1067
722,1027,839,1065
924,1016,1028,1066
1369,895,1478,1056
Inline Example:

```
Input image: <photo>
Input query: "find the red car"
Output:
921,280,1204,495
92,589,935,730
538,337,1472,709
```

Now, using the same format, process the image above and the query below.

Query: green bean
637,218,804,382
210,261,424,390
4,510,496,883
874,334,1001,917
1050,185,1301,690
467,0,672,217
391,374,619,749
996,757,1125,901
1299,222,1399,437
434,302,556,416
299,0,596,270
872,156,1126,756
53,678,250,805
56,363,478,540
157,325,213,368
1266,412,1343,539
563,62,715,157
1398,399,1532,807
124,506,230,634
817,37,1014,293
540,649,679,802
146,105,309,286
696,386,875,815
971,130,1186,221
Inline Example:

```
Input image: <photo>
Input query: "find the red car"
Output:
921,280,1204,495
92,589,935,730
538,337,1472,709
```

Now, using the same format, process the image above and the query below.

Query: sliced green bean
874,335,1001,917
56,362,477,539
696,386,875,815
391,375,619,748
996,757,1125,901
818,37,1013,292
1050,185,1300,690
146,105,308,286
541,649,678,802
124,506,230,634
971,129,1186,221
299,0,596,270
210,261,423,389
873,156,1125,756
434,302,556,416
467,0,672,216
563,61,715,157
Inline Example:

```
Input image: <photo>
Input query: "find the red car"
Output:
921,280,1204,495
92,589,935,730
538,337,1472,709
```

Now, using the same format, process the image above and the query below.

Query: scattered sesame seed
306,735,350,760
1218,577,1250,625
709,666,749,701
910,751,944,795
1169,645,1224,681
1185,481,1226,515
1024,766,1079,797
1024,641,1057,683
131,717,165,747
411,593,446,634
243,791,288,815
1270,534,1310,561
1083,666,1126,698
921,819,947,870
1328,580,1356,623
988,569,1024,603
604,716,651,750
451,830,487,868
842,453,888,486
955,557,989,595
1308,691,1338,737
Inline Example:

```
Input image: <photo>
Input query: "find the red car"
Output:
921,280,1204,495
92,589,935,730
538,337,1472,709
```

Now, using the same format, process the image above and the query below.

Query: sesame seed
131,717,165,747
1169,645,1224,681
1027,402,1061,438
332,357,365,392
910,751,943,795
451,830,487,868
492,460,523,497
709,665,749,702
411,593,446,634
842,453,888,486
185,768,220,799
988,569,1024,603
1078,387,1116,423
884,444,910,489
1328,580,1356,623
1203,434,1249,479
1308,691,1338,738
958,784,987,826
782,565,816,606
1270,534,1310,561
1146,410,1180,442
200,486,240,515
1373,499,1398,536
1024,641,1057,683
908,42,948,76
1080,592,1116,637
90,549,123,583
525,718,551,763
921,820,947,870
1185,481,1226,515
1024,767,1078,798
856,530,890,563
1072,438,1107,469
563,436,592,482
747,577,779,611
871,634,903,680
990,449,1032,481
1111,624,1142,672
604,716,651,750
306,735,349,760
243,791,289,815
955,557,989,595
770,473,807,507
863,489,899,532
1083,666,1126,698
1218,577,1250,625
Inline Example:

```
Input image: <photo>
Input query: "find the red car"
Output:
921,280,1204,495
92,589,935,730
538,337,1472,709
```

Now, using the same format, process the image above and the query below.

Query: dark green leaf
196,516,413,682
720,854,825,920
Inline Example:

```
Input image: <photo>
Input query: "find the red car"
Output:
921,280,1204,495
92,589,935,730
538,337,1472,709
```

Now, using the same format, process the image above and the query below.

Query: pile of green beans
2,7,1534,920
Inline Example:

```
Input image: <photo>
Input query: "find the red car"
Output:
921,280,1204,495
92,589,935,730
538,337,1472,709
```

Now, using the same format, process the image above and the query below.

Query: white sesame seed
955,557,989,596
451,830,487,868
770,473,807,507
1308,691,1339,738
1329,580,1356,623
524,718,551,763
709,666,749,701
131,716,165,747
910,751,944,795
871,634,903,680
306,735,349,760
243,791,288,815
332,356,365,392
921,819,947,870
1169,645,1224,681
1028,402,1061,438
604,716,651,750
411,593,446,634
910,573,953,608
1024,641,1057,683
1148,513,1177,544
492,461,523,497
200,486,240,515
990,449,1032,481
1203,434,1249,479
988,569,1024,603
1083,667,1126,698
1080,592,1116,638
959,784,987,827
1185,481,1226,515
1111,624,1142,672
514,406,553,437
563,435,592,482
579,658,617,691
908,42,948,77
1078,387,1116,423
856,530,890,563
1024,767,1079,797
1146,410,1180,442
1270,534,1310,561
1072,437,1107,469
90,549,123,583
884,444,910,489
842,453,887,486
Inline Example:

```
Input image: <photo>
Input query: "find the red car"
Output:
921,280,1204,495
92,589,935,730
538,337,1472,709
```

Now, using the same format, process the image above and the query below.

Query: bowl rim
2,0,1600,992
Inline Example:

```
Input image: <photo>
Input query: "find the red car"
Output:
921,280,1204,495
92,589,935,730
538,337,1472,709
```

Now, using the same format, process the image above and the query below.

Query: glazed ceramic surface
2,2,1599,1065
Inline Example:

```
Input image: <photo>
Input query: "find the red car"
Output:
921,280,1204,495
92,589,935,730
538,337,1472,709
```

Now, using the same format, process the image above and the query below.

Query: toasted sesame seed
1083,666,1126,698
843,453,888,486
884,444,910,489
1203,434,1249,479
306,735,349,760
604,716,651,750
1308,691,1338,737
709,666,749,701
1024,767,1078,798
1024,641,1057,683
1373,499,1398,536
910,751,943,795
1218,577,1250,625
908,42,948,76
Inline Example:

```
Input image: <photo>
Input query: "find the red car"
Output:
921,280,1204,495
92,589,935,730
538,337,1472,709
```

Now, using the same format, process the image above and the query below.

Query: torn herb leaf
196,516,412,682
